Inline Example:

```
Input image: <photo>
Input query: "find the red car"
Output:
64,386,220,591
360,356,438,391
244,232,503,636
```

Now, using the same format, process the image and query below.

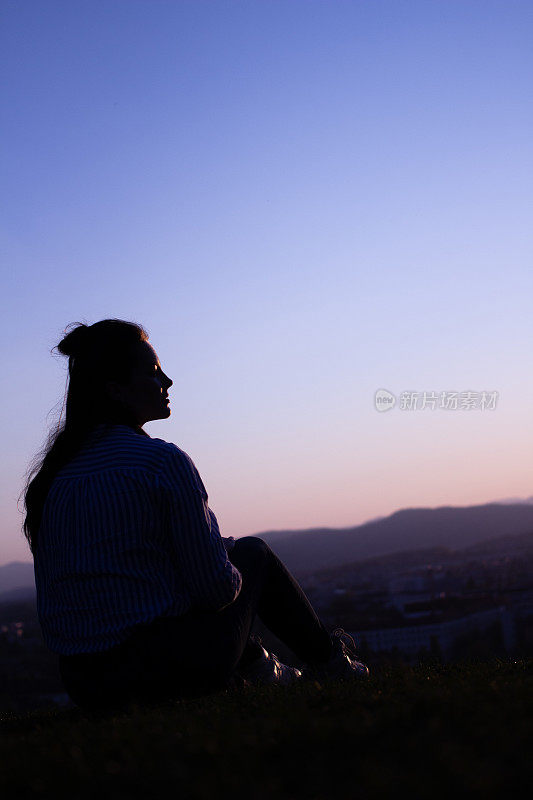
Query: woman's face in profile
111,341,173,426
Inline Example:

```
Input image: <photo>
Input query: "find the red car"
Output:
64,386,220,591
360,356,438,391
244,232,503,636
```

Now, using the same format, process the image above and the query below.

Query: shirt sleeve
159,445,242,612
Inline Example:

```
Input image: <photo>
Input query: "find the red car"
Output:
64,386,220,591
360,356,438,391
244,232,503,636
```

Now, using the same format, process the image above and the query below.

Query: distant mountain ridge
299,527,533,583
256,502,533,575
494,495,533,505
0,561,34,597
2,501,533,598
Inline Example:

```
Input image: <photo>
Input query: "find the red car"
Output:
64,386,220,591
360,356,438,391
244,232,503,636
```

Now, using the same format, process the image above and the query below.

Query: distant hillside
0,562,34,600
256,503,533,575
460,526,533,556
3,502,533,592
495,496,533,505
293,527,533,584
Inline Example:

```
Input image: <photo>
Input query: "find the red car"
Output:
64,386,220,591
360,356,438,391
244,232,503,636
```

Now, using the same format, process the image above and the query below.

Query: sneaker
308,628,370,682
235,645,303,687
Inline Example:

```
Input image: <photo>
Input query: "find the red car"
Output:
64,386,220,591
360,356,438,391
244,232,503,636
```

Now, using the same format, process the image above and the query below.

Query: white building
351,607,514,658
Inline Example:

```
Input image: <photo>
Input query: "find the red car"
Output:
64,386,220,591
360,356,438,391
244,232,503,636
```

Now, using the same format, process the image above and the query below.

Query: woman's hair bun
56,318,148,361
57,323,91,358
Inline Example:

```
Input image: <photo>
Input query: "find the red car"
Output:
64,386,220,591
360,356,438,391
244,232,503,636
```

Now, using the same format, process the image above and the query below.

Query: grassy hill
1,658,530,799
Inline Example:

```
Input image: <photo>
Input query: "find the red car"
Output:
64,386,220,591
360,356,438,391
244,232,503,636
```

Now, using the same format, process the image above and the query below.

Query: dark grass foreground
1,659,531,799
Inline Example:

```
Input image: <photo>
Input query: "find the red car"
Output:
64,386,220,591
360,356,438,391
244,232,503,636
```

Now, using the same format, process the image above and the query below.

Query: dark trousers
58,537,333,711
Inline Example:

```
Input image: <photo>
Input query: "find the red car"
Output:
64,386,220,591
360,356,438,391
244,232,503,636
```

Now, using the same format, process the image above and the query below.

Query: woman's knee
233,536,270,555
228,536,272,578
231,536,271,564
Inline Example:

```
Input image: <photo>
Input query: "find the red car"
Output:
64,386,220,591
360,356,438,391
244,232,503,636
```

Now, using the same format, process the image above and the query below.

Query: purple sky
1,0,532,565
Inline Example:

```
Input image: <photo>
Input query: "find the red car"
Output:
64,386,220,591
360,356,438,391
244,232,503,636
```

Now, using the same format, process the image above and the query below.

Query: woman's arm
160,446,242,612
221,536,236,553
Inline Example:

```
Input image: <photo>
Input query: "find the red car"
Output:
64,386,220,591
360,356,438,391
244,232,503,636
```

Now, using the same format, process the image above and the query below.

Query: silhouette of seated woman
24,319,368,712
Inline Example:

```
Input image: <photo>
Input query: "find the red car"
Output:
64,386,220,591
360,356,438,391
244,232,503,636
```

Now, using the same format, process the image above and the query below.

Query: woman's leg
228,536,333,665
161,536,332,680
118,537,333,693
59,537,334,708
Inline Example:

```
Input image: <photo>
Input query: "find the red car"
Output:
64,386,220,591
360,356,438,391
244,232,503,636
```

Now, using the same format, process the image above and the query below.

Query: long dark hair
23,319,149,555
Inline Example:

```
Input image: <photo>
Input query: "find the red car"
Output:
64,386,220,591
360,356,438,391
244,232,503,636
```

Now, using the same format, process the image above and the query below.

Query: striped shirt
34,424,242,655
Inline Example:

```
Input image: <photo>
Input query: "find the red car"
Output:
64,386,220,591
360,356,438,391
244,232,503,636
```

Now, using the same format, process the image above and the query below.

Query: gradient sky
1,0,532,565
